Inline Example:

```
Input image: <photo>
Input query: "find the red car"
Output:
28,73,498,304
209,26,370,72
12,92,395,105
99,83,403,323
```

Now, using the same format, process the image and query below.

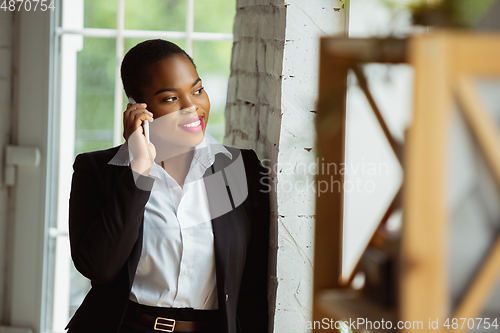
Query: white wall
0,9,13,325
224,1,347,331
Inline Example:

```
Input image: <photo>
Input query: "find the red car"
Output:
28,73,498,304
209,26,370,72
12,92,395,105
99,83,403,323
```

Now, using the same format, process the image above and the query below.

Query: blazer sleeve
68,152,154,283
237,149,270,332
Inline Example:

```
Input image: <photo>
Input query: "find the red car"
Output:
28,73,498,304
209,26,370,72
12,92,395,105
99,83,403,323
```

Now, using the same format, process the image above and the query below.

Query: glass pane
194,0,236,33
125,0,187,31
342,68,404,281
447,107,500,313
474,78,500,128
362,64,414,143
84,0,118,29
75,37,116,155
193,41,233,143
447,78,500,318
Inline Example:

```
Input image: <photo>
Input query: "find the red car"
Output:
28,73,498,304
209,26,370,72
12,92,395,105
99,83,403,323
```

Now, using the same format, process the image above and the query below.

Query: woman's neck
161,148,195,188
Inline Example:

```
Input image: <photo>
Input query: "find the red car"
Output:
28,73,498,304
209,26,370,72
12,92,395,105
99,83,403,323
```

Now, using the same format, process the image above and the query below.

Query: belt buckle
154,317,176,332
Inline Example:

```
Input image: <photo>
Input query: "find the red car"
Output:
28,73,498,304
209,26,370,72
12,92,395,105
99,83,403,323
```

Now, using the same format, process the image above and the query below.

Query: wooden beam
312,38,349,331
402,33,452,330
454,32,500,76
324,38,407,64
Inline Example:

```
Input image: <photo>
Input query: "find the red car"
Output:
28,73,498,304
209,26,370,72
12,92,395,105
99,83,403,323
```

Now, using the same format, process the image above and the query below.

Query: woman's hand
123,102,156,175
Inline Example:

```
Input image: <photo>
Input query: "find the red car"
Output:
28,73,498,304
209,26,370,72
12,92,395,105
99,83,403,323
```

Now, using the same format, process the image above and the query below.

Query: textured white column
225,1,347,332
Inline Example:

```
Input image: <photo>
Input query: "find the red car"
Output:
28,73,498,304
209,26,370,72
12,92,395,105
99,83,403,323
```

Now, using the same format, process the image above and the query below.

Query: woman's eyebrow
192,78,201,86
154,78,202,96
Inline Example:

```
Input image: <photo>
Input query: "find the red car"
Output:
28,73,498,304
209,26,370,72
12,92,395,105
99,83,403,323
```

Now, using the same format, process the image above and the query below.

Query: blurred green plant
75,37,116,154
124,0,187,31
83,0,117,28
408,0,498,28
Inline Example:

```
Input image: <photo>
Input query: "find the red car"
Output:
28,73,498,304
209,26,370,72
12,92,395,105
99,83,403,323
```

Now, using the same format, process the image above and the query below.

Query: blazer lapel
203,148,252,333
203,153,231,301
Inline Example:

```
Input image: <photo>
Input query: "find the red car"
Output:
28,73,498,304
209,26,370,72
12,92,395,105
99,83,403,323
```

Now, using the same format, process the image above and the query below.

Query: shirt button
225,294,229,301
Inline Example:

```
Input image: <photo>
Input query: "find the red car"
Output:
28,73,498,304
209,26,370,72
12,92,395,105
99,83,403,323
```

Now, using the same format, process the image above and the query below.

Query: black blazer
65,145,270,333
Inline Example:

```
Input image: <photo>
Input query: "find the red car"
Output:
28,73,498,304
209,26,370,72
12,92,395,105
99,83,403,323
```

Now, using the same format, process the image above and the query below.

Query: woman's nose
180,95,197,113
180,105,197,114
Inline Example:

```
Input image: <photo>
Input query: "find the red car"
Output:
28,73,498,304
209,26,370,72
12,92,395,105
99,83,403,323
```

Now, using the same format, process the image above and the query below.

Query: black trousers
119,300,223,333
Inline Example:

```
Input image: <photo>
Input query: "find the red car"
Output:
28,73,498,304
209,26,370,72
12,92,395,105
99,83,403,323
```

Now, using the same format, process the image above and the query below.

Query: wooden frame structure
313,31,500,332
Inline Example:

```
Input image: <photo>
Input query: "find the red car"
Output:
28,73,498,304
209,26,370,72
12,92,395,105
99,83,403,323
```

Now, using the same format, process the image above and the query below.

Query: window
43,1,235,331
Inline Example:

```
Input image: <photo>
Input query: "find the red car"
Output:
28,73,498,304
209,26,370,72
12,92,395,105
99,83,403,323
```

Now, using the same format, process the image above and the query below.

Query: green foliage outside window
405,0,498,28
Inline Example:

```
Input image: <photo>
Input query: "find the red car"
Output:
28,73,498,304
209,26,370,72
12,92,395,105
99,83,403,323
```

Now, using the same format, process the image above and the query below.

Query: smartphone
128,97,150,144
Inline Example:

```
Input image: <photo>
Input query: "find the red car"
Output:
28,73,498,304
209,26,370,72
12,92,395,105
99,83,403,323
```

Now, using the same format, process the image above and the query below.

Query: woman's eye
193,87,204,95
163,96,177,102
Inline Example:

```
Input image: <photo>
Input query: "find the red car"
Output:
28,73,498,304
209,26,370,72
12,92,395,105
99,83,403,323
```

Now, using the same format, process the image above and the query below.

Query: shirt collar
107,132,232,180
193,132,232,170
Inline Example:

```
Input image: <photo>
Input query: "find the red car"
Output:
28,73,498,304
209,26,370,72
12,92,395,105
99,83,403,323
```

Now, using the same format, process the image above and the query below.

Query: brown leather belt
138,312,209,332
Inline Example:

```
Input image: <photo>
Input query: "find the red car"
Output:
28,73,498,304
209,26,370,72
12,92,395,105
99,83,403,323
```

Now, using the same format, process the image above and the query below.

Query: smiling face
142,54,210,150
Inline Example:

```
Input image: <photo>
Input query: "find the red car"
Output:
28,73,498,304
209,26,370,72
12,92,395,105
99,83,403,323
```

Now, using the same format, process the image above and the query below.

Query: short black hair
120,39,195,102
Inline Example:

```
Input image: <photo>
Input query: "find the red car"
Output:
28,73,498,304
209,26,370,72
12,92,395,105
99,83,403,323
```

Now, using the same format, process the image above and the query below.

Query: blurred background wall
0,8,14,328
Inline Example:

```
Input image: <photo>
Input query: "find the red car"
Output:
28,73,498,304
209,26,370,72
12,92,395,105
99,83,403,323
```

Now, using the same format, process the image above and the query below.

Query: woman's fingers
123,102,157,176
129,111,153,130
124,102,146,118
123,103,153,141
125,104,152,124
123,103,146,132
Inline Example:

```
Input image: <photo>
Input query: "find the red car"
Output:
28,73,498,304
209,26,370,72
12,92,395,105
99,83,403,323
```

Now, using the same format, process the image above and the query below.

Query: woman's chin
180,132,204,148
152,133,204,160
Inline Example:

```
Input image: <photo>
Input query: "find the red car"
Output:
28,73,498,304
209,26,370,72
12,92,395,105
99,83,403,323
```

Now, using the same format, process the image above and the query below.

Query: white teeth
182,120,201,128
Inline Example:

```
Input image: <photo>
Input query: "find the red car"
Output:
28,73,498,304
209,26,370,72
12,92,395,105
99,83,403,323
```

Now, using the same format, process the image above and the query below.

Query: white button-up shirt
108,133,232,310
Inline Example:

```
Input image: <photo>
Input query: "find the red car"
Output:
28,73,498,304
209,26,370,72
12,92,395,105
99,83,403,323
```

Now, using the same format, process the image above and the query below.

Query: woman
66,39,270,333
